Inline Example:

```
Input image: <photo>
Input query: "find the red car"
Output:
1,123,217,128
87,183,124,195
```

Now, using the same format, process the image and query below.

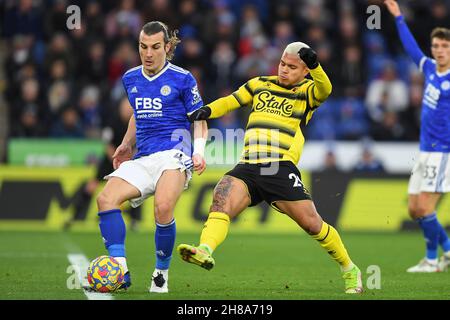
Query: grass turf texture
1,231,449,300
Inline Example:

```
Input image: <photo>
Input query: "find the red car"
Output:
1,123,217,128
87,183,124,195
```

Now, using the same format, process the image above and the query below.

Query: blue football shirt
122,62,203,158
396,16,450,152
419,58,450,152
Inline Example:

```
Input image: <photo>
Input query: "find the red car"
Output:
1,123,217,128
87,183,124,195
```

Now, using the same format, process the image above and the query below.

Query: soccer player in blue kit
386,0,450,272
95,21,207,292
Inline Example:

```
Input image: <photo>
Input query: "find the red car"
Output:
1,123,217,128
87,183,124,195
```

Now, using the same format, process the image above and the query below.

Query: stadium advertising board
8,139,105,166
2,166,449,232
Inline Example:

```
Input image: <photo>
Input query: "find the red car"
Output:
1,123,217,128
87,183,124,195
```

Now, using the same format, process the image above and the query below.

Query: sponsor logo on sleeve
191,85,201,105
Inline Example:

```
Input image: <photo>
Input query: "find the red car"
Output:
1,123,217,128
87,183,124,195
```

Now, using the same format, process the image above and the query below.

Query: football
87,256,124,293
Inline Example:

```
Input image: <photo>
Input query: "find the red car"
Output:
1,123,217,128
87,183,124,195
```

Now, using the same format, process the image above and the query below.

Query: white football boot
438,255,450,272
149,269,169,293
406,258,439,273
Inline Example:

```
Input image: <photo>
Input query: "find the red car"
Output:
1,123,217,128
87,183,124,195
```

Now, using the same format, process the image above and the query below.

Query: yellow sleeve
208,78,255,118
308,64,332,108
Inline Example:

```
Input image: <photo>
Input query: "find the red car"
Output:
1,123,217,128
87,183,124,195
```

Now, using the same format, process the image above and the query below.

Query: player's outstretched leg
178,176,249,272
177,211,230,270
276,200,363,294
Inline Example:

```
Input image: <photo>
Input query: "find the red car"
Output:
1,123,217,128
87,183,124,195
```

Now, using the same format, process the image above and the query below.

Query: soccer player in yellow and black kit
177,42,363,294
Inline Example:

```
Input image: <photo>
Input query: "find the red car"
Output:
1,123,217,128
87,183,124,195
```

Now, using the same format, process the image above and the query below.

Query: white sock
114,257,128,273
426,258,438,265
153,268,168,278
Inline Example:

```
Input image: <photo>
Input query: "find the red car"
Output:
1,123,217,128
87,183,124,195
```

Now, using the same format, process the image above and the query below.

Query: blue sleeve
395,15,426,68
121,76,127,93
183,73,203,115
121,76,133,106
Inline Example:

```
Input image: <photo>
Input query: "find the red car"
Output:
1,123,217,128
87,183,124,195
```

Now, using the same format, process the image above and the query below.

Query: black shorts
225,161,312,213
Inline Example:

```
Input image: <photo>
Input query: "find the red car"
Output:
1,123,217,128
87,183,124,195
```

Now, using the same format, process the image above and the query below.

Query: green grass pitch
1,230,449,300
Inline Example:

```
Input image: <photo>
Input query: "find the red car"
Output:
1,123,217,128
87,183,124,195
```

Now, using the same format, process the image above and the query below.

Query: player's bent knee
303,210,323,235
302,225,316,235
310,222,323,235
96,191,119,211
416,204,433,218
408,199,422,218
154,201,174,222
303,219,323,235
408,207,420,219
306,207,323,234
409,206,432,219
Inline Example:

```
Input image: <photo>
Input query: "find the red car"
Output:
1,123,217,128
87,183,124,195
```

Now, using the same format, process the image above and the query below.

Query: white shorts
408,151,450,194
105,149,193,208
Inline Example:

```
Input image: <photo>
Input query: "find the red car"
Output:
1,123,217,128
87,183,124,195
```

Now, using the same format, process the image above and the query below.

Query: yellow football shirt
207,64,332,165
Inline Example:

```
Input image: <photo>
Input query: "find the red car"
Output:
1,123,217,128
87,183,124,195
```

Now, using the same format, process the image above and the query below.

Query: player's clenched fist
298,47,319,69
192,154,206,175
112,143,133,169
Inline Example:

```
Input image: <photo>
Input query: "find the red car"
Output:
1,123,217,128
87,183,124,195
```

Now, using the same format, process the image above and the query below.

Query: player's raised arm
298,47,332,104
385,0,426,67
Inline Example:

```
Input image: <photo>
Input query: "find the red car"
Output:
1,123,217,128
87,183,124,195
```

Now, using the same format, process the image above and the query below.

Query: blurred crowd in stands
2,0,450,156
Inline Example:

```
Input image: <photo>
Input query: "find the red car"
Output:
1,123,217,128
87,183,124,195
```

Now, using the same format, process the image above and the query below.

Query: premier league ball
87,256,124,293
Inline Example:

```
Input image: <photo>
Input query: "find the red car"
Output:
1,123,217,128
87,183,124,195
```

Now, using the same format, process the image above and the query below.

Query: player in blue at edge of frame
385,0,450,272
94,21,207,293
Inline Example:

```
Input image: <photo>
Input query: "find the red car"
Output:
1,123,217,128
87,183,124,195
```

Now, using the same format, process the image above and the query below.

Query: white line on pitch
67,253,114,300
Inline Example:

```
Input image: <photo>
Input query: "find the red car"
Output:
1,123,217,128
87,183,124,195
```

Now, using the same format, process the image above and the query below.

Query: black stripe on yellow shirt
244,83,253,95
246,121,297,137
291,110,304,120
300,82,314,131
309,84,324,108
244,138,292,151
258,77,310,90
242,151,284,161
232,92,245,106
